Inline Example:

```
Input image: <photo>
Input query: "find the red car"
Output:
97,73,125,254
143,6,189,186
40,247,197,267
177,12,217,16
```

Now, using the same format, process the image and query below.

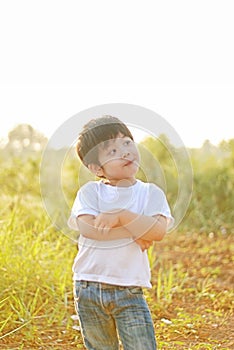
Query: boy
68,115,174,350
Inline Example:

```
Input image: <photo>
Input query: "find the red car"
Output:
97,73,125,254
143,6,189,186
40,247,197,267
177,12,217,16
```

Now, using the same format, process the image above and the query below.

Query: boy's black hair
76,115,134,166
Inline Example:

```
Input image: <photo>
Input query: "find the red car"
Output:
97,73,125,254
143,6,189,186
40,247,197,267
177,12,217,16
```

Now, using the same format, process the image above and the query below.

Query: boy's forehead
101,133,126,147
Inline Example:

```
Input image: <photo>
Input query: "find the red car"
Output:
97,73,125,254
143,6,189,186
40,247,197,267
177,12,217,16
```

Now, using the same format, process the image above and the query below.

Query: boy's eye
109,149,116,155
124,140,131,146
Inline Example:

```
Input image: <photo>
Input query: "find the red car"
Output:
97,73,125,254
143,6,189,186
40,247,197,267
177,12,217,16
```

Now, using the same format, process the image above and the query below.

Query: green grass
0,192,79,348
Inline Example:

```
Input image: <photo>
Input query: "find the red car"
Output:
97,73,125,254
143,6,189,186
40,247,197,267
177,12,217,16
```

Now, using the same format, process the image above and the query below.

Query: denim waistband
76,280,142,290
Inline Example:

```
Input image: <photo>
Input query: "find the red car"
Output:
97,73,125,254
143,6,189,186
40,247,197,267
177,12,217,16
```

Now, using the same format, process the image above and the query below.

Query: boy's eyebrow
101,135,128,150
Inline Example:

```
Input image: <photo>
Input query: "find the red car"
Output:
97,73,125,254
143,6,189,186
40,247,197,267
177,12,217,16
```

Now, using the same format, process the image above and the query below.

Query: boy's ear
88,163,104,177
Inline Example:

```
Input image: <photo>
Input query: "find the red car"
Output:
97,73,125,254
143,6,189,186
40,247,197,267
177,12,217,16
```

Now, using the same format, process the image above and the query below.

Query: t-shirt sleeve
143,183,174,230
67,182,99,231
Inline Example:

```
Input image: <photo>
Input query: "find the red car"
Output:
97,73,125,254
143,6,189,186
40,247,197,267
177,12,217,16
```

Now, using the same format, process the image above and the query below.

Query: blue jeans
73,281,157,350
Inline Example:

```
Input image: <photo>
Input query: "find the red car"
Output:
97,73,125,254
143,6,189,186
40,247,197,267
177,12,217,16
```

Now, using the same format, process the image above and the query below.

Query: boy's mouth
124,159,135,166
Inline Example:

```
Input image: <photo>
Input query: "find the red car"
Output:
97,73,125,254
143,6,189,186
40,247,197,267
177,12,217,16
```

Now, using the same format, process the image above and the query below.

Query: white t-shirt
68,179,174,288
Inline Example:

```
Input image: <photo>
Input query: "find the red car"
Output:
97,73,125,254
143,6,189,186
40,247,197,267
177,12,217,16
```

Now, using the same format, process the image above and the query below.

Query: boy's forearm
119,210,166,241
77,216,132,241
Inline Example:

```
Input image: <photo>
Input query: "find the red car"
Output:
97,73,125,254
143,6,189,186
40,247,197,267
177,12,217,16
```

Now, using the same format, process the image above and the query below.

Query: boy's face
95,133,140,185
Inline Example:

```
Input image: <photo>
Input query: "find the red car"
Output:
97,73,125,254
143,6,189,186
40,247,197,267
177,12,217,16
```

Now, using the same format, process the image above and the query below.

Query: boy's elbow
153,228,166,241
152,216,167,241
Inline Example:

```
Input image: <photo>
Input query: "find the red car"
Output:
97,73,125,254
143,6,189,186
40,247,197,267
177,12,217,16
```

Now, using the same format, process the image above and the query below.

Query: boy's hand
135,238,153,252
94,211,120,234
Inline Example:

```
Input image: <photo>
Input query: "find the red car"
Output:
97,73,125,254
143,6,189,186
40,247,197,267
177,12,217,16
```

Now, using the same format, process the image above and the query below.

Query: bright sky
0,1,233,148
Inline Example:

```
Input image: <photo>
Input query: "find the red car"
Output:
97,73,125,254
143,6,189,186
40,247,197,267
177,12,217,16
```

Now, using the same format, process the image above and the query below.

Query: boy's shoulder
79,180,100,192
147,181,164,192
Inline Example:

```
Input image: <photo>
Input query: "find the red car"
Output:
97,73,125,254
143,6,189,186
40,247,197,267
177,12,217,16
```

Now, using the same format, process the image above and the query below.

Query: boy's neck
103,178,137,187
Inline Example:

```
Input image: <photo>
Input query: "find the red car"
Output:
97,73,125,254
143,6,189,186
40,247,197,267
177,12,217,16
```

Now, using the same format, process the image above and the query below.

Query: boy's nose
122,151,130,158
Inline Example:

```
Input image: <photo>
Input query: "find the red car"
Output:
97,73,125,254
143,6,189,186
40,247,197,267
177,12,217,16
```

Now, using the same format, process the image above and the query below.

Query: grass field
0,151,233,349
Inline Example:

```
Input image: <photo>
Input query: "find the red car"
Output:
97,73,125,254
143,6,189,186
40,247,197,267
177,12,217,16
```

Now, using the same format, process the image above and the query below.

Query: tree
5,124,47,154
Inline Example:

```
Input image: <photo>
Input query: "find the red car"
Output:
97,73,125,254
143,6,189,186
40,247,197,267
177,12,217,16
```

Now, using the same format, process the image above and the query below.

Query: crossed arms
77,209,167,251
